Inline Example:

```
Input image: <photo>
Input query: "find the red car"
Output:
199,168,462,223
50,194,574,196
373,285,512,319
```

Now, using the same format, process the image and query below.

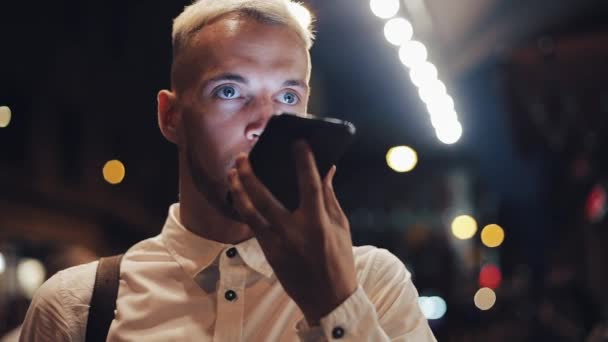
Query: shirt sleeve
19,272,72,342
296,248,436,341
20,262,96,342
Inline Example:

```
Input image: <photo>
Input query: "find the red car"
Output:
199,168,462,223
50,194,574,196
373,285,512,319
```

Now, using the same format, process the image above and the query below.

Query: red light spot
479,264,502,289
585,185,606,223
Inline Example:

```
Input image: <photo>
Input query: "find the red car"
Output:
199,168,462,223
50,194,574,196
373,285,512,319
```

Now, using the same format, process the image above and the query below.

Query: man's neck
179,199,254,244
178,183,255,245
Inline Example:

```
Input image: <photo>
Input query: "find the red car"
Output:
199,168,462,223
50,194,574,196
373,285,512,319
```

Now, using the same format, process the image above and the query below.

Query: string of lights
369,0,462,145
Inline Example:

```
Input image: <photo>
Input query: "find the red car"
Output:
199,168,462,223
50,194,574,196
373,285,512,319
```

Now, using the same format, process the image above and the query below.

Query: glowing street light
398,40,428,69
474,287,496,311
418,296,447,320
479,264,503,289
481,224,505,248
0,106,11,128
429,110,458,130
451,214,477,239
435,121,463,145
370,0,400,19
103,160,126,185
426,94,455,115
368,0,463,145
17,258,46,299
409,61,438,88
383,17,413,46
386,145,418,172
418,79,447,105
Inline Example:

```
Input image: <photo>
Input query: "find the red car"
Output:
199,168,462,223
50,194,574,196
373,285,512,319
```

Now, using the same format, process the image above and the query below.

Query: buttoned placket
213,247,247,342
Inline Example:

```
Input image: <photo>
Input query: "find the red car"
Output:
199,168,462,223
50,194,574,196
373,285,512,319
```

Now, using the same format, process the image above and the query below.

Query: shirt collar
160,203,274,279
236,238,274,278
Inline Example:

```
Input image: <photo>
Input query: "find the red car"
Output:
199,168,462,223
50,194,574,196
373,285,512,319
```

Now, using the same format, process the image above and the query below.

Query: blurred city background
1,0,608,340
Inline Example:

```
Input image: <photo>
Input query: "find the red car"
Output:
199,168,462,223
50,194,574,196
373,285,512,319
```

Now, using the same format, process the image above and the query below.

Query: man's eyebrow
283,79,308,90
204,73,249,86
203,74,308,90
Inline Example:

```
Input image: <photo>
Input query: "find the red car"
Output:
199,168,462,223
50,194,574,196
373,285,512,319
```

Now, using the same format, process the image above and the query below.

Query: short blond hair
170,0,314,91
173,0,315,52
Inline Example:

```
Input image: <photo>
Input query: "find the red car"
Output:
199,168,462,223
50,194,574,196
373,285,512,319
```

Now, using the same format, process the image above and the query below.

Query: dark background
1,0,608,340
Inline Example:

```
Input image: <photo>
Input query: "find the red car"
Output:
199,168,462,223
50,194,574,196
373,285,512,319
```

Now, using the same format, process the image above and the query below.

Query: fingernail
228,168,237,183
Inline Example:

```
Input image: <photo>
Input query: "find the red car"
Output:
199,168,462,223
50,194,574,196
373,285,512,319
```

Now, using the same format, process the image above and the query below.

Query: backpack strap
85,254,124,342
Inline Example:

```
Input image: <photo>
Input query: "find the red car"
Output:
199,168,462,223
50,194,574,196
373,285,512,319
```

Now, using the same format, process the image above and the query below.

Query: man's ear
157,90,181,144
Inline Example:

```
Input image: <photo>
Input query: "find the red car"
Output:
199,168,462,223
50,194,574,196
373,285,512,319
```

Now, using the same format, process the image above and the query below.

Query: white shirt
20,203,435,341
1,325,21,342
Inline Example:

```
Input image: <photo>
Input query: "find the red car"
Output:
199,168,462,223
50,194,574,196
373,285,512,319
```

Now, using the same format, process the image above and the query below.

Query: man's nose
245,97,277,141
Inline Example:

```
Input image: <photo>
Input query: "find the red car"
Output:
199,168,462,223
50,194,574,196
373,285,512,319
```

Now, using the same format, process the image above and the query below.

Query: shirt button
224,290,237,301
332,326,345,339
226,247,237,258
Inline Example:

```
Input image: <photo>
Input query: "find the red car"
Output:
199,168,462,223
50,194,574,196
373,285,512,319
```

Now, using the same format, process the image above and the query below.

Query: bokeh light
17,258,46,299
0,106,12,128
399,40,428,69
585,184,606,223
383,17,413,46
435,120,463,145
426,94,455,115
368,0,463,145
474,287,497,311
370,0,400,19
418,296,447,320
479,264,503,289
418,79,447,105
409,61,438,88
451,214,477,239
386,145,418,172
0,252,5,274
481,224,505,247
103,160,126,185
429,109,459,129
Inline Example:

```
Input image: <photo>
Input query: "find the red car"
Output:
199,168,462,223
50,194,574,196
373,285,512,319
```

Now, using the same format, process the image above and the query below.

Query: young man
20,0,436,340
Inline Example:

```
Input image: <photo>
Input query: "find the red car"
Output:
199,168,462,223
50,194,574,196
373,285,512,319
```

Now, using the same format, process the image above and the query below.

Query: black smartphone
248,113,356,211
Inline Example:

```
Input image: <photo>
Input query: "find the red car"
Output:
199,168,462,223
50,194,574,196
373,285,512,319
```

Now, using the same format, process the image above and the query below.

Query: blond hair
173,0,314,52
170,0,314,91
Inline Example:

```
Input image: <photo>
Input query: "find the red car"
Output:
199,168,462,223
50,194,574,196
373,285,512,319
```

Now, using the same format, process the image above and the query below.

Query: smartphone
247,113,356,211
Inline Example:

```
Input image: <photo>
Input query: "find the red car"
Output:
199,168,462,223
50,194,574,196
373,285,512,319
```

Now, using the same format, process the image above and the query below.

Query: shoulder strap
85,254,124,342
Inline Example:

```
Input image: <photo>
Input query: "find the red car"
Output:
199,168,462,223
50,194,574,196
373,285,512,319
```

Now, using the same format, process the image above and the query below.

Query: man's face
175,15,311,217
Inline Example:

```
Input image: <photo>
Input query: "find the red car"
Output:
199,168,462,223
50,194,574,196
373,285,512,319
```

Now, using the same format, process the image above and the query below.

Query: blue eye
280,91,299,105
216,86,240,99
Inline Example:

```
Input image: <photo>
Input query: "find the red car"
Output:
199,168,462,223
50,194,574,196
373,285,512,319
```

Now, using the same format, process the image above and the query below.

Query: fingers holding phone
227,114,358,325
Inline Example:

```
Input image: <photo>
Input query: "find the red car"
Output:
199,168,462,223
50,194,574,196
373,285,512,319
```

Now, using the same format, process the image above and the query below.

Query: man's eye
280,91,299,105
216,86,239,99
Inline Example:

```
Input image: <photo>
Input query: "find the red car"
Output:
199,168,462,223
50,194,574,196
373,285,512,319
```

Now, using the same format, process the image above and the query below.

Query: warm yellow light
386,146,418,172
451,215,477,239
0,106,11,128
103,160,126,185
481,224,505,248
474,287,496,310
